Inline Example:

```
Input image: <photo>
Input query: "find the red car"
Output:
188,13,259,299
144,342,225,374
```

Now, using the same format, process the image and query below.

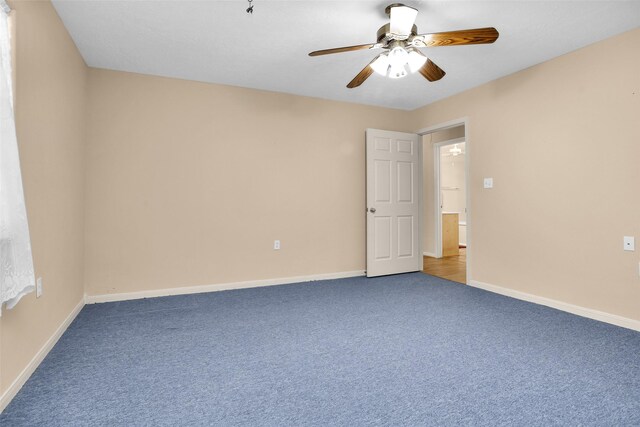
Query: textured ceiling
51,1,640,110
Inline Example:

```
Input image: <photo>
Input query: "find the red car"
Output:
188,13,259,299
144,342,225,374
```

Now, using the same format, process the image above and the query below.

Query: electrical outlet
483,178,493,189
274,240,280,250
623,236,635,251
36,277,43,298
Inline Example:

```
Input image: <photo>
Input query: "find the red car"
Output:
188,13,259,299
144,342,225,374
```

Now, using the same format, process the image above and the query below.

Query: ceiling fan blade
418,59,446,82
346,58,378,89
309,43,378,57
389,4,418,37
414,27,499,47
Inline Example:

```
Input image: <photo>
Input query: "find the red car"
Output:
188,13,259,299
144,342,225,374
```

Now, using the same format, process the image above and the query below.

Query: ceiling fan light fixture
370,53,390,76
407,49,427,73
385,46,410,79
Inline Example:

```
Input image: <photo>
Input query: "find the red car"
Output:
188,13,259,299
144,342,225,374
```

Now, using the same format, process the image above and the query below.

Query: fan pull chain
246,0,254,14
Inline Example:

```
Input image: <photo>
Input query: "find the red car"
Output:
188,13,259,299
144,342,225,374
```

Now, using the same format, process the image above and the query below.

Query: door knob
369,207,376,213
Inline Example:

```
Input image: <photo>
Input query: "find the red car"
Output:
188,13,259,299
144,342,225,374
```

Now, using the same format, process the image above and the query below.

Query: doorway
417,120,469,284
363,120,470,283
437,138,466,257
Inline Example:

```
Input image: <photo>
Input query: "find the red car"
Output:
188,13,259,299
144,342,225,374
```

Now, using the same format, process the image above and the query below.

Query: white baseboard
85,270,366,304
423,252,436,258
8,274,632,416
468,279,640,332
0,298,85,413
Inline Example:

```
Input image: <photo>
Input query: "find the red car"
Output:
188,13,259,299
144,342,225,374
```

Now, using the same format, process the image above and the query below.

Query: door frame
433,137,466,258
415,118,471,281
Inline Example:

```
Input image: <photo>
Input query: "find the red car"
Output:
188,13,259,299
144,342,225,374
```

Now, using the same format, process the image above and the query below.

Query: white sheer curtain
0,3,35,315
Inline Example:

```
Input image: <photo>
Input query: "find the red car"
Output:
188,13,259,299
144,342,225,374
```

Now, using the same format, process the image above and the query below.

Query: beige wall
2,4,639,411
84,69,413,296
412,28,640,321
422,126,465,255
0,0,87,397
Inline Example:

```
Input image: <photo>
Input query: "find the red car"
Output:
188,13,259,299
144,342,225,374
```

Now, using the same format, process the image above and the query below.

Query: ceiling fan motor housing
384,3,412,16
377,23,418,43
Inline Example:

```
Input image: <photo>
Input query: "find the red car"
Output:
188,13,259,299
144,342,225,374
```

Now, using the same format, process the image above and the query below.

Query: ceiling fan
309,3,499,88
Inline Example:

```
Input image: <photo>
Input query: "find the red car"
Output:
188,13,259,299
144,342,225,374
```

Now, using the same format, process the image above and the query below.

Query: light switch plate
623,236,635,251
36,277,43,298
483,178,493,189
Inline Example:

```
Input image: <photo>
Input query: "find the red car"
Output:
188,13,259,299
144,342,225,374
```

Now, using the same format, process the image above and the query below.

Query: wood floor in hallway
422,248,467,284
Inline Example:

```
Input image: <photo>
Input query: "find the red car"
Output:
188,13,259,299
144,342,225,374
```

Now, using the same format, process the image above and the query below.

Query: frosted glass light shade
407,50,427,73
388,46,409,69
388,63,407,79
389,5,418,36
370,53,390,76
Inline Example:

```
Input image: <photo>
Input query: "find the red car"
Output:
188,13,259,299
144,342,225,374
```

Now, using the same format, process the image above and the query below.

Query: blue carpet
1,273,639,426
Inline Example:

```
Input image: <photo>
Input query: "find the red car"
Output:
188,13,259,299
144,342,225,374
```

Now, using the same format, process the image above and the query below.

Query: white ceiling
51,1,640,111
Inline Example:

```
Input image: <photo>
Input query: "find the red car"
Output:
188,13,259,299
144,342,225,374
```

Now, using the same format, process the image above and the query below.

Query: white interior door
366,129,422,277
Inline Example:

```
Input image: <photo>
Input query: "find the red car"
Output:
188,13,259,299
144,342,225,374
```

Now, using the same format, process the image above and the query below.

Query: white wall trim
3,275,636,415
423,252,436,258
469,279,640,332
85,270,366,304
0,298,84,413
415,117,469,136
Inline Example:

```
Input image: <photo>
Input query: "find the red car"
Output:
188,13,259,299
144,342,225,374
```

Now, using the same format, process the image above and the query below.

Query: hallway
422,248,466,284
